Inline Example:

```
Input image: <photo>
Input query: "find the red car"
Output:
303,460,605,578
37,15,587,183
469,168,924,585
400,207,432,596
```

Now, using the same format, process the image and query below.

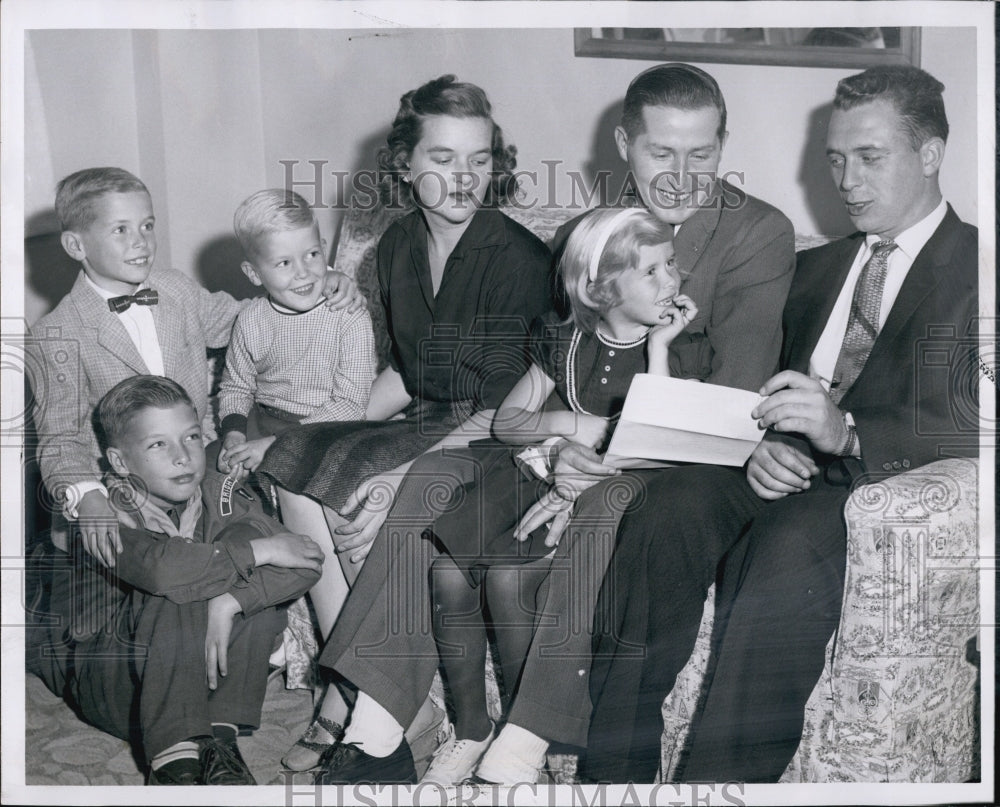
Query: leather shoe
315,740,416,785
200,737,257,785
146,756,202,785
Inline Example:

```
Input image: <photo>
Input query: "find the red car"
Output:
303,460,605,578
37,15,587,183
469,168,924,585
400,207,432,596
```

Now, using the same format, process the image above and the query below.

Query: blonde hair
233,189,317,260
558,208,674,334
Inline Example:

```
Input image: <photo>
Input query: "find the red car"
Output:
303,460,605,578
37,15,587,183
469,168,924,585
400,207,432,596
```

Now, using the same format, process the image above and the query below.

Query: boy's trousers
30,544,286,763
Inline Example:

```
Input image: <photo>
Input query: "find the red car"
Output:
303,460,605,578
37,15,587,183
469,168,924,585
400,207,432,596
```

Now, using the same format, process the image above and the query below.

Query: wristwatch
837,411,858,457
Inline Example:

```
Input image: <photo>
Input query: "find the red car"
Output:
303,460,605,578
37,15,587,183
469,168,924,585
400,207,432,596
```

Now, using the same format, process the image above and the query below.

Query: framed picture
574,27,921,68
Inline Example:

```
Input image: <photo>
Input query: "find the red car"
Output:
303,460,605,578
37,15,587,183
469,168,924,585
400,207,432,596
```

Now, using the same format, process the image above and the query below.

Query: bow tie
108,288,158,314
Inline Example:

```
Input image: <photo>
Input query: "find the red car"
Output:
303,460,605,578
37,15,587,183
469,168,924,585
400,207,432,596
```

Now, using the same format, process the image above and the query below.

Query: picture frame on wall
574,27,921,68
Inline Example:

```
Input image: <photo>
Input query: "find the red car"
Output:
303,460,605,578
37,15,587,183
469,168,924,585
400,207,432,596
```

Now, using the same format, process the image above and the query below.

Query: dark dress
259,207,553,511
427,312,710,581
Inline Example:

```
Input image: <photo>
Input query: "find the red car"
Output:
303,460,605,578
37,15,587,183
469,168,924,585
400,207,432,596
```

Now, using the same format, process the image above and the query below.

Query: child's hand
218,431,248,479
571,414,611,450
76,490,129,568
650,294,698,345
221,435,275,476
251,532,324,572
322,271,366,313
205,592,242,690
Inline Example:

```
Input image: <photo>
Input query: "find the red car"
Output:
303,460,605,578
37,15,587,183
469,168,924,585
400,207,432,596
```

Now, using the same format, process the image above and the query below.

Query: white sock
475,723,548,784
150,740,200,770
341,692,405,758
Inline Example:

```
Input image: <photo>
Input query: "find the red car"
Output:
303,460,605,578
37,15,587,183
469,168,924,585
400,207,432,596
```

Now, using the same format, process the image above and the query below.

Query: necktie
829,240,897,404
108,288,158,314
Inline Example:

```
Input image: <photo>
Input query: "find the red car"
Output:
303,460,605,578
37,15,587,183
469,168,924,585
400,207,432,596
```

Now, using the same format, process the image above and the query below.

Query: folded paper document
605,374,765,467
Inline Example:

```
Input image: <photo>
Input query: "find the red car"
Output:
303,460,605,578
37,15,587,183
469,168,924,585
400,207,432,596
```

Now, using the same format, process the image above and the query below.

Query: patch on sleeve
219,474,235,517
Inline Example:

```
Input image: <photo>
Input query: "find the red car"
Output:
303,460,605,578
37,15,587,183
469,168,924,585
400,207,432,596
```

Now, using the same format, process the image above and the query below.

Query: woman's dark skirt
425,439,554,586
258,397,474,512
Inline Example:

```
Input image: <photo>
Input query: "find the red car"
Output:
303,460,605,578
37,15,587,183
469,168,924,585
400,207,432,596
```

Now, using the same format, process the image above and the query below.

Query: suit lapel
844,209,960,401
785,236,863,372
150,280,177,378
71,275,148,373
673,191,723,280
868,208,958,360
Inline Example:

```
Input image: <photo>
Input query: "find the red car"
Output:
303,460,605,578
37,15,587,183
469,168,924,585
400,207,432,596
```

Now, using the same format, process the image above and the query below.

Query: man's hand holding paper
751,370,848,455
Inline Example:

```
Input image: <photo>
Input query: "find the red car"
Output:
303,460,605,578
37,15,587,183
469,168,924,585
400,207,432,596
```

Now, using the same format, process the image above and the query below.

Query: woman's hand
334,461,414,564
205,592,241,690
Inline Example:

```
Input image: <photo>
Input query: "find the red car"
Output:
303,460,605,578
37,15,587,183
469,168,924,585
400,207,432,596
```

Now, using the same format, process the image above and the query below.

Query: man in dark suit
584,64,978,783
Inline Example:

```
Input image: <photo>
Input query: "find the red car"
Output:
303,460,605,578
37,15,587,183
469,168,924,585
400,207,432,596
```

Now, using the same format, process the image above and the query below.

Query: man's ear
241,261,263,286
614,126,630,163
60,230,86,262
106,446,129,477
719,130,729,153
919,137,945,177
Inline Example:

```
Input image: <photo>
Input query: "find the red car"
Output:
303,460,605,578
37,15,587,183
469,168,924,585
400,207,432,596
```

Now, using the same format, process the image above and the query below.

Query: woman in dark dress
260,75,553,769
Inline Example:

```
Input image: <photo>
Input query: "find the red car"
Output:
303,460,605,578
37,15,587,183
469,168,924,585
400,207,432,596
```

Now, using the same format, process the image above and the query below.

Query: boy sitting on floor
28,375,324,785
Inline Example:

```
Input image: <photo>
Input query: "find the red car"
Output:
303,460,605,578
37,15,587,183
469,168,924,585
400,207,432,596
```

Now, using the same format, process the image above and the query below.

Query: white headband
587,208,644,282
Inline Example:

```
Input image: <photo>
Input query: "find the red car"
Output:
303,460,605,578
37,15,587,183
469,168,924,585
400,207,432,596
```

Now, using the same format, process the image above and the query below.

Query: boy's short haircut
233,189,317,261
98,375,194,449
559,208,675,334
55,167,149,232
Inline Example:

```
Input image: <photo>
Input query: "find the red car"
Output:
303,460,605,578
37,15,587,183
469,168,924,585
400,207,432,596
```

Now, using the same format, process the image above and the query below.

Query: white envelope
604,374,765,468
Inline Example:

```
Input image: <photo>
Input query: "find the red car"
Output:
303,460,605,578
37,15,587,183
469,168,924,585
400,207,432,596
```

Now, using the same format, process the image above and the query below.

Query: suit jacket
783,205,978,475
552,181,797,392
28,265,245,496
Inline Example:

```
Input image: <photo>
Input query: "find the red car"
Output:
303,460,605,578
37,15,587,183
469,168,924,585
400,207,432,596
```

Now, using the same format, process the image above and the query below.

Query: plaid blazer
28,265,245,497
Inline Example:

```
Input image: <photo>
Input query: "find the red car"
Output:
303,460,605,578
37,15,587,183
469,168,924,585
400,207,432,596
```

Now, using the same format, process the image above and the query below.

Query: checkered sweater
218,297,376,436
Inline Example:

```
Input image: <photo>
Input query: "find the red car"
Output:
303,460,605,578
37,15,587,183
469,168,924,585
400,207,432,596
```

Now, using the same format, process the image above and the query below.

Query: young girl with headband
418,206,701,785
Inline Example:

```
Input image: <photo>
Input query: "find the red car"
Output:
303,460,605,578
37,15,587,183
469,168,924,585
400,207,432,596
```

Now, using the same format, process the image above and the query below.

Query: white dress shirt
809,199,947,390
83,273,165,376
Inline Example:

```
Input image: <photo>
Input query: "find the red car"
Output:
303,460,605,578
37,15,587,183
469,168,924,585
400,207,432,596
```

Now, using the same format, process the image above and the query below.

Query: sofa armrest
785,457,980,782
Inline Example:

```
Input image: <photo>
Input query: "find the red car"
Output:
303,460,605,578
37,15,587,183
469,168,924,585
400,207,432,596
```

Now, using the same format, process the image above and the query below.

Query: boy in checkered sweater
216,190,376,638
216,189,376,477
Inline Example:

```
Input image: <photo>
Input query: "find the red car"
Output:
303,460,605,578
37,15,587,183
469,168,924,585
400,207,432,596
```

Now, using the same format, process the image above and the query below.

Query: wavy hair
376,75,519,208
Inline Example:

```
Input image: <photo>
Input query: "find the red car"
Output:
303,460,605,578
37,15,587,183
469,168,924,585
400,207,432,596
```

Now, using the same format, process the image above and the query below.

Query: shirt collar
865,198,947,261
267,296,326,315
407,206,508,256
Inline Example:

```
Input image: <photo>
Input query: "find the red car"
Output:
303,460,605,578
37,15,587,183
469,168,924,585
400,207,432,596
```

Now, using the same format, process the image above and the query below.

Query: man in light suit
584,64,978,783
